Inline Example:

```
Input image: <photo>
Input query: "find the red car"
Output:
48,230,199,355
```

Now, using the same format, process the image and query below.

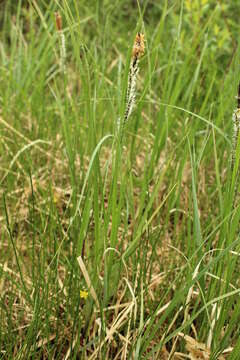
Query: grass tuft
1,1,240,359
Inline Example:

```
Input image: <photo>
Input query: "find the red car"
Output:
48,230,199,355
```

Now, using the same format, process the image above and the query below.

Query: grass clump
1,1,240,359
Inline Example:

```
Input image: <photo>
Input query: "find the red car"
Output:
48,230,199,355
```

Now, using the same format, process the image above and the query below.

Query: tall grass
1,1,240,359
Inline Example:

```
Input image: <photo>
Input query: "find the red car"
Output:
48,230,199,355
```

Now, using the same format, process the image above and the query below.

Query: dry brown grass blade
77,256,100,308
178,332,225,360
0,262,32,287
207,303,221,349
89,302,134,360
64,334,77,360
36,334,56,349
94,302,132,313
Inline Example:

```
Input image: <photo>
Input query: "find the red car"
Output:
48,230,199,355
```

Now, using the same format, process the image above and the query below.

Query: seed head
55,12,62,31
132,32,145,60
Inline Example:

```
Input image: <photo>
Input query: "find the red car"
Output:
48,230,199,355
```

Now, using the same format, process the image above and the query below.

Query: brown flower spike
132,32,145,61
55,12,66,73
55,12,62,31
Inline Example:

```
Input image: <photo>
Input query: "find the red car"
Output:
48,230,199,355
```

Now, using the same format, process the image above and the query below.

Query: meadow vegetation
1,1,240,359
